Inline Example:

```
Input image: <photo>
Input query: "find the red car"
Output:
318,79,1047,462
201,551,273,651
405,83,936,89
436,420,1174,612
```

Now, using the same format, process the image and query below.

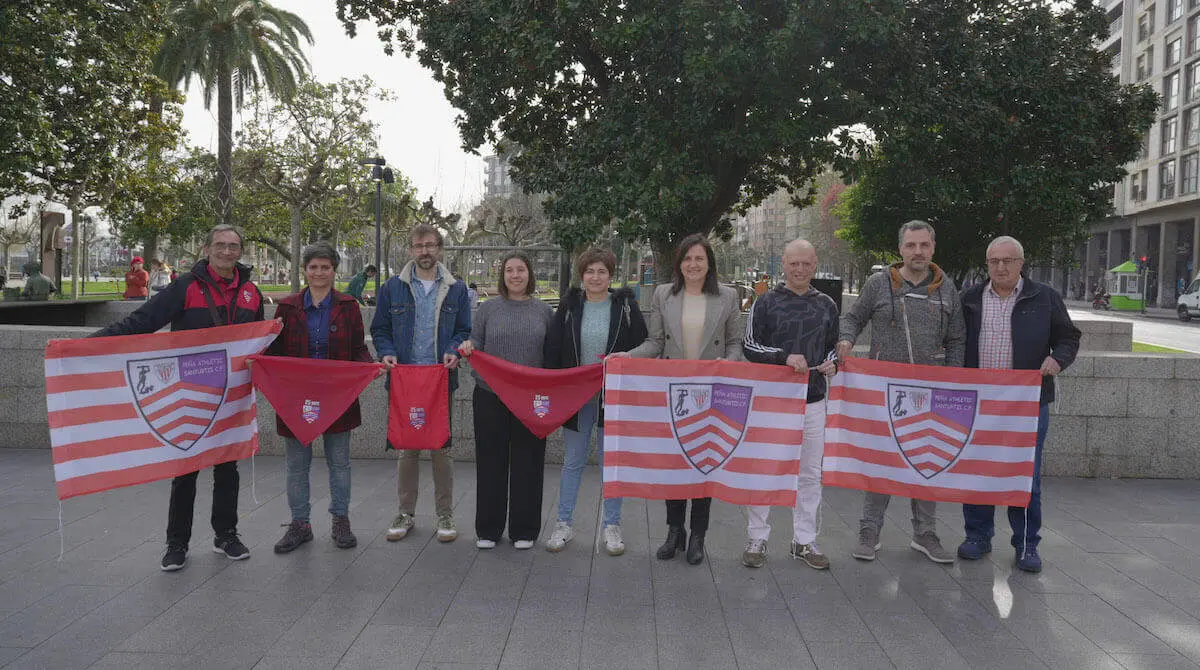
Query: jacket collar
397,260,452,286
279,288,355,309
888,261,946,293
191,258,252,288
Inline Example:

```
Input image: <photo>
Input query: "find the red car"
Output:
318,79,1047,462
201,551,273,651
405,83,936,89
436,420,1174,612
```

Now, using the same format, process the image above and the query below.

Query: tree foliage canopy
338,0,1156,274
835,0,1158,279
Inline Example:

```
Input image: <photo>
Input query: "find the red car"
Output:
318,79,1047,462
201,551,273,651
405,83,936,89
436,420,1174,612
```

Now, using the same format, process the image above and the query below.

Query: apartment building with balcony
1078,0,1200,306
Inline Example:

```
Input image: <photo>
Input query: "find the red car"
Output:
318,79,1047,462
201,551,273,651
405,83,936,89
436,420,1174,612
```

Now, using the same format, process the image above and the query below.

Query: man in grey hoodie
837,220,966,564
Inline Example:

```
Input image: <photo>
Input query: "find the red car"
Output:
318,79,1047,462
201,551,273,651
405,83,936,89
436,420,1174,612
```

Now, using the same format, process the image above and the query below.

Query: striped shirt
979,278,1022,370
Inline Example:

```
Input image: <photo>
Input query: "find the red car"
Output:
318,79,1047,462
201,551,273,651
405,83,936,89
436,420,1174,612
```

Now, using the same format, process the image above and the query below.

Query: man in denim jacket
371,224,472,543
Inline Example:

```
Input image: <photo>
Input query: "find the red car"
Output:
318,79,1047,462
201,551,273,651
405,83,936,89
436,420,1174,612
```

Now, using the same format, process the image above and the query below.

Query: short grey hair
205,224,244,247
898,220,936,245
986,235,1025,259
302,241,340,270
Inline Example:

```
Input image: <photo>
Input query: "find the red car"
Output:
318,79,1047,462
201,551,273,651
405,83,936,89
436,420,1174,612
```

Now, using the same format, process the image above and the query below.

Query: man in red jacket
124,256,149,300
92,225,264,571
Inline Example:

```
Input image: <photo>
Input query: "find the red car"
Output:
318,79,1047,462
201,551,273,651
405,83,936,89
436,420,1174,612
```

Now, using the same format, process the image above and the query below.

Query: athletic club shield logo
887,384,978,478
409,407,426,429
533,394,551,419
668,382,753,474
126,350,228,450
302,399,320,424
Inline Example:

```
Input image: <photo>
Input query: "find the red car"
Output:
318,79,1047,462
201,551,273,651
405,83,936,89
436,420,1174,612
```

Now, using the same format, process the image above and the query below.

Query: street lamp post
360,157,394,295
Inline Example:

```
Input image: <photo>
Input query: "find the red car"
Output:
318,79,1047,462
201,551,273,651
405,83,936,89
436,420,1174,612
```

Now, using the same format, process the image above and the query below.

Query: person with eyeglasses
90,224,265,571
957,236,1080,573
837,220,965,565
370,224,472,544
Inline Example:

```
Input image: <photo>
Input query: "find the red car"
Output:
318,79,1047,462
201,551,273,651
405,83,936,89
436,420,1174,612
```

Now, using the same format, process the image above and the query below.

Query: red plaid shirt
979,278,1021,369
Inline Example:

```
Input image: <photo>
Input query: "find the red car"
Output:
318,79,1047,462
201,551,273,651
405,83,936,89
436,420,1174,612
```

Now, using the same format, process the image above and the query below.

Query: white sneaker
545,521,574,552
476,538,496,550
513,539,534,550
603,524,625,556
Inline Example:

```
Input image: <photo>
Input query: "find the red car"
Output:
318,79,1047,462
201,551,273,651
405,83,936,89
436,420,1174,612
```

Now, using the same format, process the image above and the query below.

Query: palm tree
153,0,312,227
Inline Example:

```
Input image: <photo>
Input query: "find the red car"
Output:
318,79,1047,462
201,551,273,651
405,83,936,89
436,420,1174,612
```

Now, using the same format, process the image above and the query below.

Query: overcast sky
176,3,487,215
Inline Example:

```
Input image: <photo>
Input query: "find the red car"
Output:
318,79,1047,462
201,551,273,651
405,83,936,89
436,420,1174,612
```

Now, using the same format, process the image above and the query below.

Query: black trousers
473,387,546,542
166,460,239,547
666,497,712,532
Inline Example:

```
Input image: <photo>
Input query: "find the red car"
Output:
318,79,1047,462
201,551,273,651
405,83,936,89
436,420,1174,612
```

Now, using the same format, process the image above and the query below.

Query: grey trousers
860,492,937,537
397,448,454,517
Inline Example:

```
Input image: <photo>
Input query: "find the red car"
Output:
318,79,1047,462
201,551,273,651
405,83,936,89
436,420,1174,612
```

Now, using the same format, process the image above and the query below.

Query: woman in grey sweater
459,252,554,550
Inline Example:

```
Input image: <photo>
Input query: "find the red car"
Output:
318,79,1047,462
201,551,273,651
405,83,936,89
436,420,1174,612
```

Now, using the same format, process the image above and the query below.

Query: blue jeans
557,400,621,527
284,431,352,522
962,403,1049,552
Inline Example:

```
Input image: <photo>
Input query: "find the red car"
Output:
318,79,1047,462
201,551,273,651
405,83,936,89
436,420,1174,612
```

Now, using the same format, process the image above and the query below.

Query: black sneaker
160,544,187,572
273,521,314,554
213,533,250,560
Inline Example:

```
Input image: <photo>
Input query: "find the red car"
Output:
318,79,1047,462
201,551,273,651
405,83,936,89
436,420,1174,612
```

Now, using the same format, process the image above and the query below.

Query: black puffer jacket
544,286,648,430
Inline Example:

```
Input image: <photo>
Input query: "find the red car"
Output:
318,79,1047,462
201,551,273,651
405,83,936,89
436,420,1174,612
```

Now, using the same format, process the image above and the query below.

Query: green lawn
1132,341,1188,354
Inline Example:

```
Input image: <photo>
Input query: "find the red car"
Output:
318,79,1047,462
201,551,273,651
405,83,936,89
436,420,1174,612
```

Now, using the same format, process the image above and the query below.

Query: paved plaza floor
2,448,1200,669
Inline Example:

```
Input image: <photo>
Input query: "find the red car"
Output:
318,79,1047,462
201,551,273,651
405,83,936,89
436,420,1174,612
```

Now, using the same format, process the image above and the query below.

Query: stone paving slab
1,448,1199,669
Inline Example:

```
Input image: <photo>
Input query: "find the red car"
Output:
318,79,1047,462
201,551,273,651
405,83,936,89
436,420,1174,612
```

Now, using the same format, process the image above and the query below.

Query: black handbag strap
197,281,228,326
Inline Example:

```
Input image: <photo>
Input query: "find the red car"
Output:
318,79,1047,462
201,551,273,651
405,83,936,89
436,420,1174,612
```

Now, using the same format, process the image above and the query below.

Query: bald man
741,240,839,569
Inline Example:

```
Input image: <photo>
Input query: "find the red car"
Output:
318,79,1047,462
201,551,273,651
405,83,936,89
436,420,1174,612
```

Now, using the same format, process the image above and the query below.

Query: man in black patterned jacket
741,239,839,570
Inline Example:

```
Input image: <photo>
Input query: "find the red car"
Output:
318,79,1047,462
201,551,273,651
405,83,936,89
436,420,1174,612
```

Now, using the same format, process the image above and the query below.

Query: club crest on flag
126,350,227,451
668,382,753,474
409,406,426,429
533,394,551,418
302,399,320,424
887,383,978,479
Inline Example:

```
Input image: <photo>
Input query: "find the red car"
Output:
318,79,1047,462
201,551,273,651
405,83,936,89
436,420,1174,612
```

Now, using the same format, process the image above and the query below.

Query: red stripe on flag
606,451,691,470
52,433,164,464
675,407,744,431
972,429,1037,448
225,383,252,403
724,456,801,476
141,381,225,407
903,444,957,462
896,427,965,449
45,371,126,394
604,390,666,407
828,385,886,405
44,320,281,359
752,396,802,413
604,420,673,439
826,413,892,437
205,408,257,439
822,471,1031,506
155,414,213,435
949,458,1035,477
980,399,1040,417
685,441,729,459
144,398,221,422
55,439,258,500
744,426,803,444
602,481,796,506
170,433,203,444
679,424,739,446
824,442,907,468
47,403,139,429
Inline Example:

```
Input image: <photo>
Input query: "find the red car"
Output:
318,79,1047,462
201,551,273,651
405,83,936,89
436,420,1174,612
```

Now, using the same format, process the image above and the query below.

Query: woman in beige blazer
613,233,743,565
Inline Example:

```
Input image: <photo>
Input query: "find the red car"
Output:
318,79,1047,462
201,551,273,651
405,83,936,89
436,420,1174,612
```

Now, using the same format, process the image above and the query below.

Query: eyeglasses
411,242,440,251
211,243,241,252
985,257,1022,267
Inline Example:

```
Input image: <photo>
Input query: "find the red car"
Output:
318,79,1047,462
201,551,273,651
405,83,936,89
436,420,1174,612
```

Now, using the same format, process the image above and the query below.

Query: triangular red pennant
250,355,380,446
387,365,450,450
466,350,603,438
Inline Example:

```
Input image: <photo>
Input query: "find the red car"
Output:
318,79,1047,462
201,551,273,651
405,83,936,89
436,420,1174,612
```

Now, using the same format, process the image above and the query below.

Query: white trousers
746,399,825,545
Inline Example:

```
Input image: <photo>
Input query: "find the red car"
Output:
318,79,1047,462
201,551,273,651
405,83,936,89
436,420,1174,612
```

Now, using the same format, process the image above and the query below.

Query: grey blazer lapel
662,288,684,351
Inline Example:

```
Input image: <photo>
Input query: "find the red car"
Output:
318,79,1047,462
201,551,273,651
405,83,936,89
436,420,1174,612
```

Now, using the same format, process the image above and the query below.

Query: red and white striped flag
825,357,1042,506
44,321,281,500
603,357,807,506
